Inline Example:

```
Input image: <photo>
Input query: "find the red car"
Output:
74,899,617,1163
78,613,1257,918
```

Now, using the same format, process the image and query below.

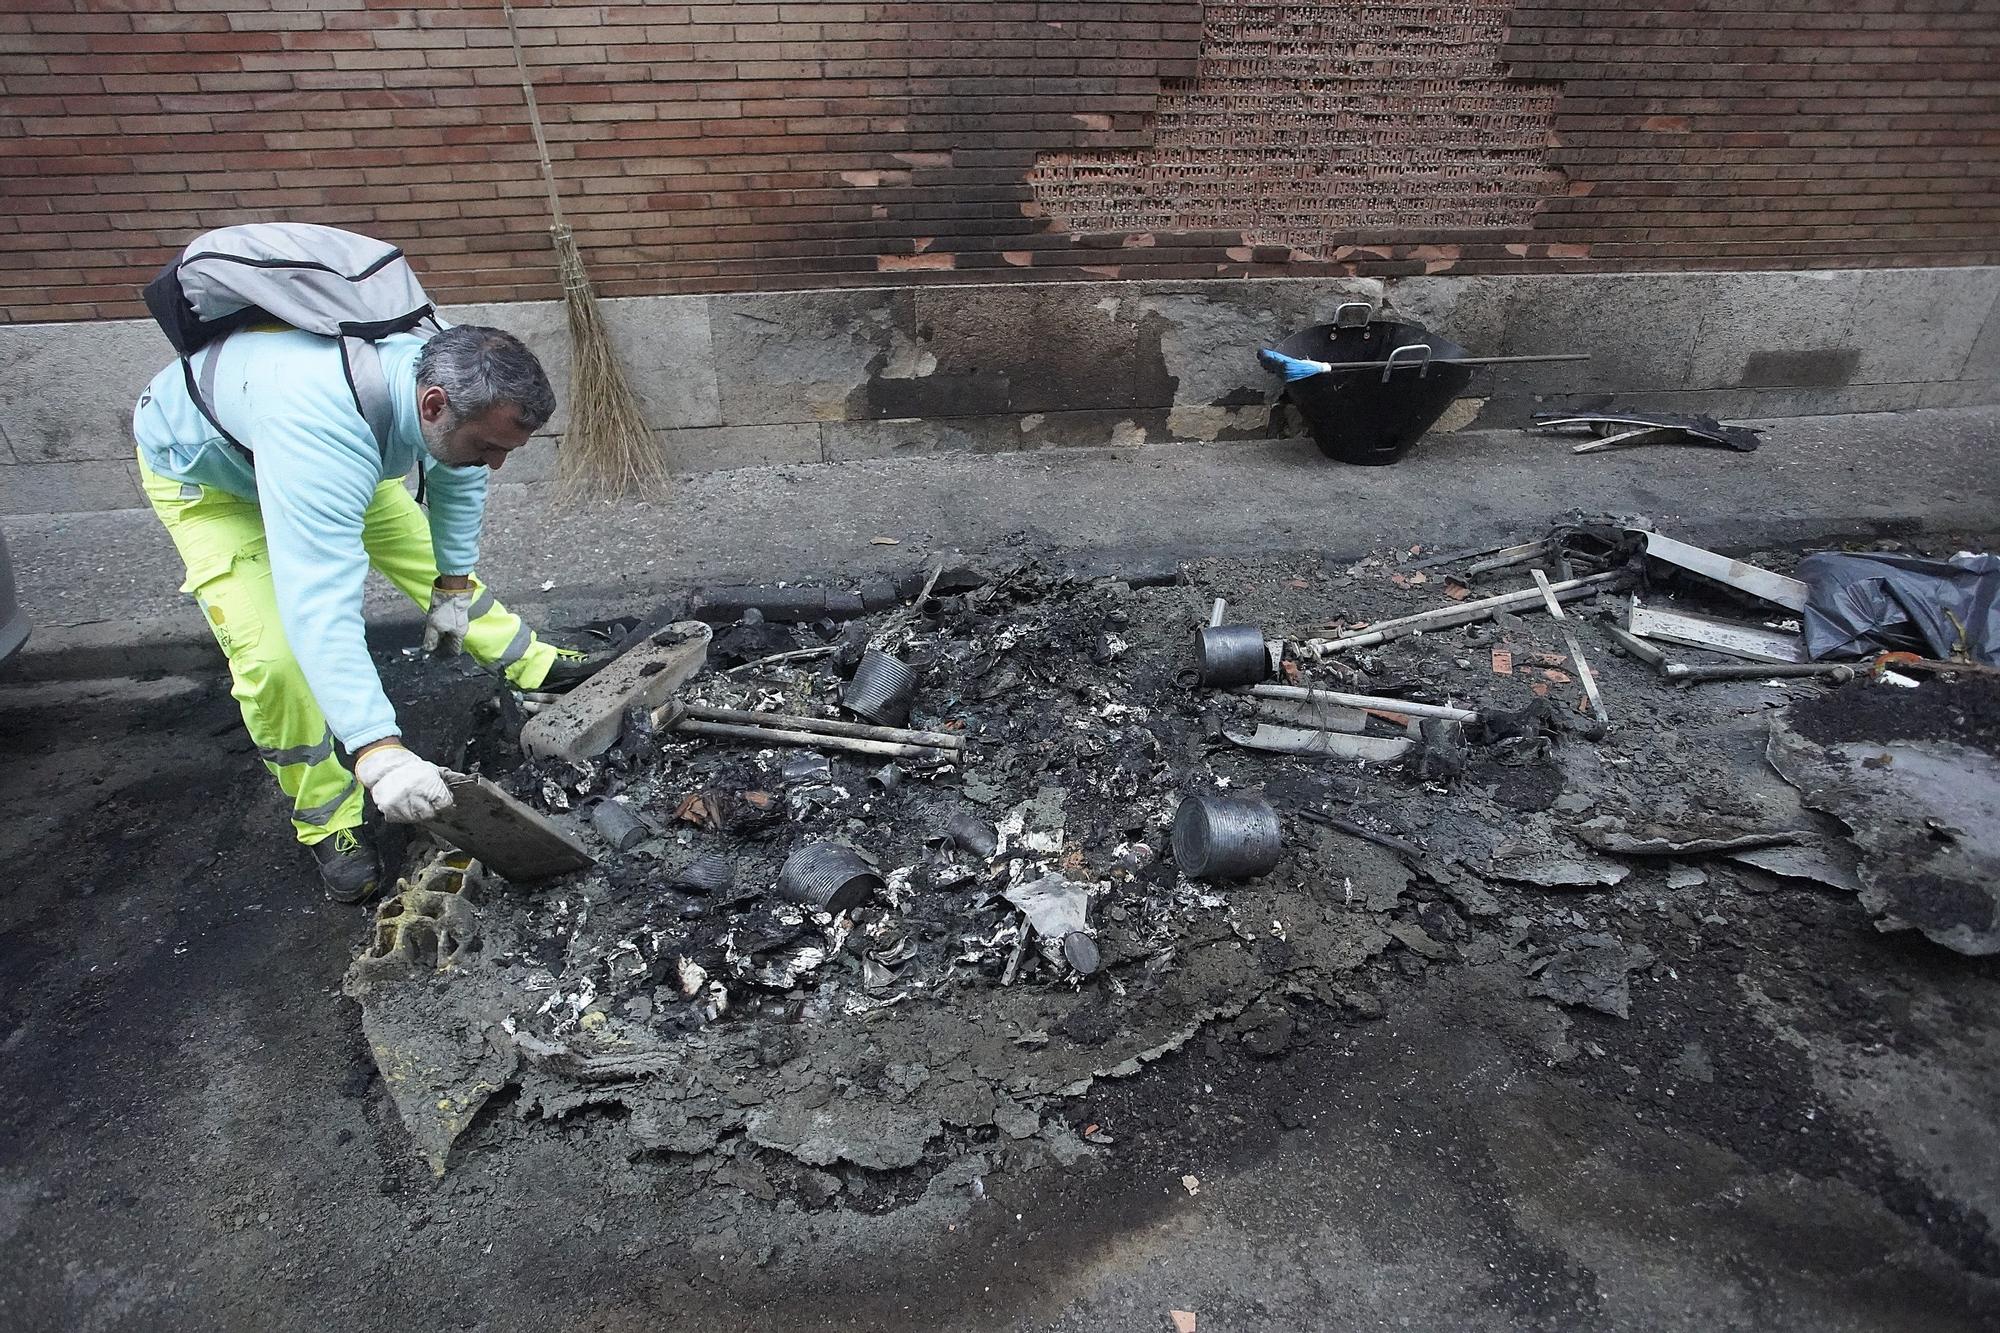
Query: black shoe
312,827,381,904
537,642,616,690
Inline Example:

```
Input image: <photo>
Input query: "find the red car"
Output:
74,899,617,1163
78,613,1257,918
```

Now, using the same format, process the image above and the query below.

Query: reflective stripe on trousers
259,728,335,768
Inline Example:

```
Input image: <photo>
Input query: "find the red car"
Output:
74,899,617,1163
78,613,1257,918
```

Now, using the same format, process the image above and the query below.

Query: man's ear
418,385,450,423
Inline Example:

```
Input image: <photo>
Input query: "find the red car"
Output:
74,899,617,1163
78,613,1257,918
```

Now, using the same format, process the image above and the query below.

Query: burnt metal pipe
680,702,964,751
1664,662,1855,685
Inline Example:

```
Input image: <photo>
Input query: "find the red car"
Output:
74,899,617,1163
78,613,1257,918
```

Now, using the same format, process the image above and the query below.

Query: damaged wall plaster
1031,0,1561,251
9,267,1998,514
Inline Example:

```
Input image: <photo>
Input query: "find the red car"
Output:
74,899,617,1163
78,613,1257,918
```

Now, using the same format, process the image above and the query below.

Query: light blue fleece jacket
133,328,489,752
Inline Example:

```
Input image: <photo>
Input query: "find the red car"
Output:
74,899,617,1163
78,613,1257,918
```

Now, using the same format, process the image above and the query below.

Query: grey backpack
142,222,444,459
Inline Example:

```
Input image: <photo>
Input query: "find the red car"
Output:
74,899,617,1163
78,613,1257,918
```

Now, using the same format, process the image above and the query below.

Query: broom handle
500,0,567,231
1304,353,1591,372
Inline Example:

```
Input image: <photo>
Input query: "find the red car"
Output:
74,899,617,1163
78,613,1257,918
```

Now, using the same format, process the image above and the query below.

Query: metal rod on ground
1571,427,1678,454
905,560,945,617
666,717,957,761
1461,540,1551,577
1404,535,1534,572
1531,569,1610,726
1293,808,1424,860
1664,662,1856,685
1305,570,1629,655
678,702,966,751
723,645,841,674
1246,683,1478,723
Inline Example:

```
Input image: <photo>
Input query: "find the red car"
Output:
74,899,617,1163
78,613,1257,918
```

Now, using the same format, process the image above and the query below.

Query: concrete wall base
4,267,1995,514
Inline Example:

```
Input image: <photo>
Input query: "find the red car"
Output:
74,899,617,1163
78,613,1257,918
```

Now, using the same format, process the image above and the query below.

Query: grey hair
414,325,556,431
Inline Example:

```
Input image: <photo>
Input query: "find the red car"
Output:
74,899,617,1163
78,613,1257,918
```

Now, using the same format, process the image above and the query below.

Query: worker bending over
134,324,592,903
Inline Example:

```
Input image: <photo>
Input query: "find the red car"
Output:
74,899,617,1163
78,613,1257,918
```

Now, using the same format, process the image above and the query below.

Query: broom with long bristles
501,0,667,501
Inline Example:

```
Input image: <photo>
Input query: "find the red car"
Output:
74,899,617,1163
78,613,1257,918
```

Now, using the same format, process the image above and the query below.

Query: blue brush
1257,348,1334,381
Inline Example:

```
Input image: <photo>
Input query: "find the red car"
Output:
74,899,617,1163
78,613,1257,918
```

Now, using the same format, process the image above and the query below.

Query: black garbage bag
1798,551,2000,665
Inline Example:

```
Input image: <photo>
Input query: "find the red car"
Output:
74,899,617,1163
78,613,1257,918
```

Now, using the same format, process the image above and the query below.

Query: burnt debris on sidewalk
1529,409,1766,455
342,521,2000,1192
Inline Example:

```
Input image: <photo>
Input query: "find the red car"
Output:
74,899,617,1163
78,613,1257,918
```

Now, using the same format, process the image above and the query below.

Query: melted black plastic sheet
1800,551,2000,665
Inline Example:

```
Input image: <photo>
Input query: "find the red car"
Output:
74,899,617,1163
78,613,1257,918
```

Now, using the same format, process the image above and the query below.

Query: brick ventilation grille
1031,0,1559,248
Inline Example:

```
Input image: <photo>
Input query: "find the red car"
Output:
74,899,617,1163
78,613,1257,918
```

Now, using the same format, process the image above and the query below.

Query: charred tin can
588,798,649,852
1195,624,1270,688
1061,930,1101,976
781,751,834,787
777,842,882,913
945,809,1000,860
843,649,918,726
1171,792,1282,881
673,852,734,896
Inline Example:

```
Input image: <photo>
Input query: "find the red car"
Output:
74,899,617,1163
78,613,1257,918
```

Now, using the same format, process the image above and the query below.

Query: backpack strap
197,337,224,409
187,338,252,461
182,331,398,467
340,336,395,460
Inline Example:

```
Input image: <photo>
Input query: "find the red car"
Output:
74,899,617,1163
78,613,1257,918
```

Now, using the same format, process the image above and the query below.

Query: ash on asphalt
3,521,2000,1332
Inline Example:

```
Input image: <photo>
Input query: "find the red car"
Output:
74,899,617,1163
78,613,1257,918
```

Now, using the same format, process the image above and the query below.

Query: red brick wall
1502,0,2000,273
2,0,1995,324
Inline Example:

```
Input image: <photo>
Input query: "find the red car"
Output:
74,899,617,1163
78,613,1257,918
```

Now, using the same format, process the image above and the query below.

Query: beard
419,406,465,465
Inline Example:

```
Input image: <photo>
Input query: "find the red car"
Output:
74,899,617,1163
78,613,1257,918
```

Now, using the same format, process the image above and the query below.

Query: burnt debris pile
345,524,2000,1188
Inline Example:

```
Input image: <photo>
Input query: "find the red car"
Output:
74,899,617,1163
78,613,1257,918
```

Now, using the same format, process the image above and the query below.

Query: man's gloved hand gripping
355,741,455,823
423,575,476,657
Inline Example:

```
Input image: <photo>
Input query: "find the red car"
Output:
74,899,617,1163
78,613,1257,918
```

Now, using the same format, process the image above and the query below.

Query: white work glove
356,744,455,823
423,581,476,657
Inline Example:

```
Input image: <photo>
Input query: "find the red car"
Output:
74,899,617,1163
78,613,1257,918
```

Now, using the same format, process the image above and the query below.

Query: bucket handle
1381,342,1433,382
1332,301,1373,329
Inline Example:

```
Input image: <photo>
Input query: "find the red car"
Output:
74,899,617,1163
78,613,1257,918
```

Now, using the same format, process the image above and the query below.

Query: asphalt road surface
4,586,1998,1331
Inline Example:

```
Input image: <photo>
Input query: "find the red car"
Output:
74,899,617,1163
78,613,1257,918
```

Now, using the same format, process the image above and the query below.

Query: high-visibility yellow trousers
139,453,557,845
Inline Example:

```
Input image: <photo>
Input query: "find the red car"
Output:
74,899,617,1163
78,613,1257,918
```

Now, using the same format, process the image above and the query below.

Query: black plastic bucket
1274,319,1474,466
